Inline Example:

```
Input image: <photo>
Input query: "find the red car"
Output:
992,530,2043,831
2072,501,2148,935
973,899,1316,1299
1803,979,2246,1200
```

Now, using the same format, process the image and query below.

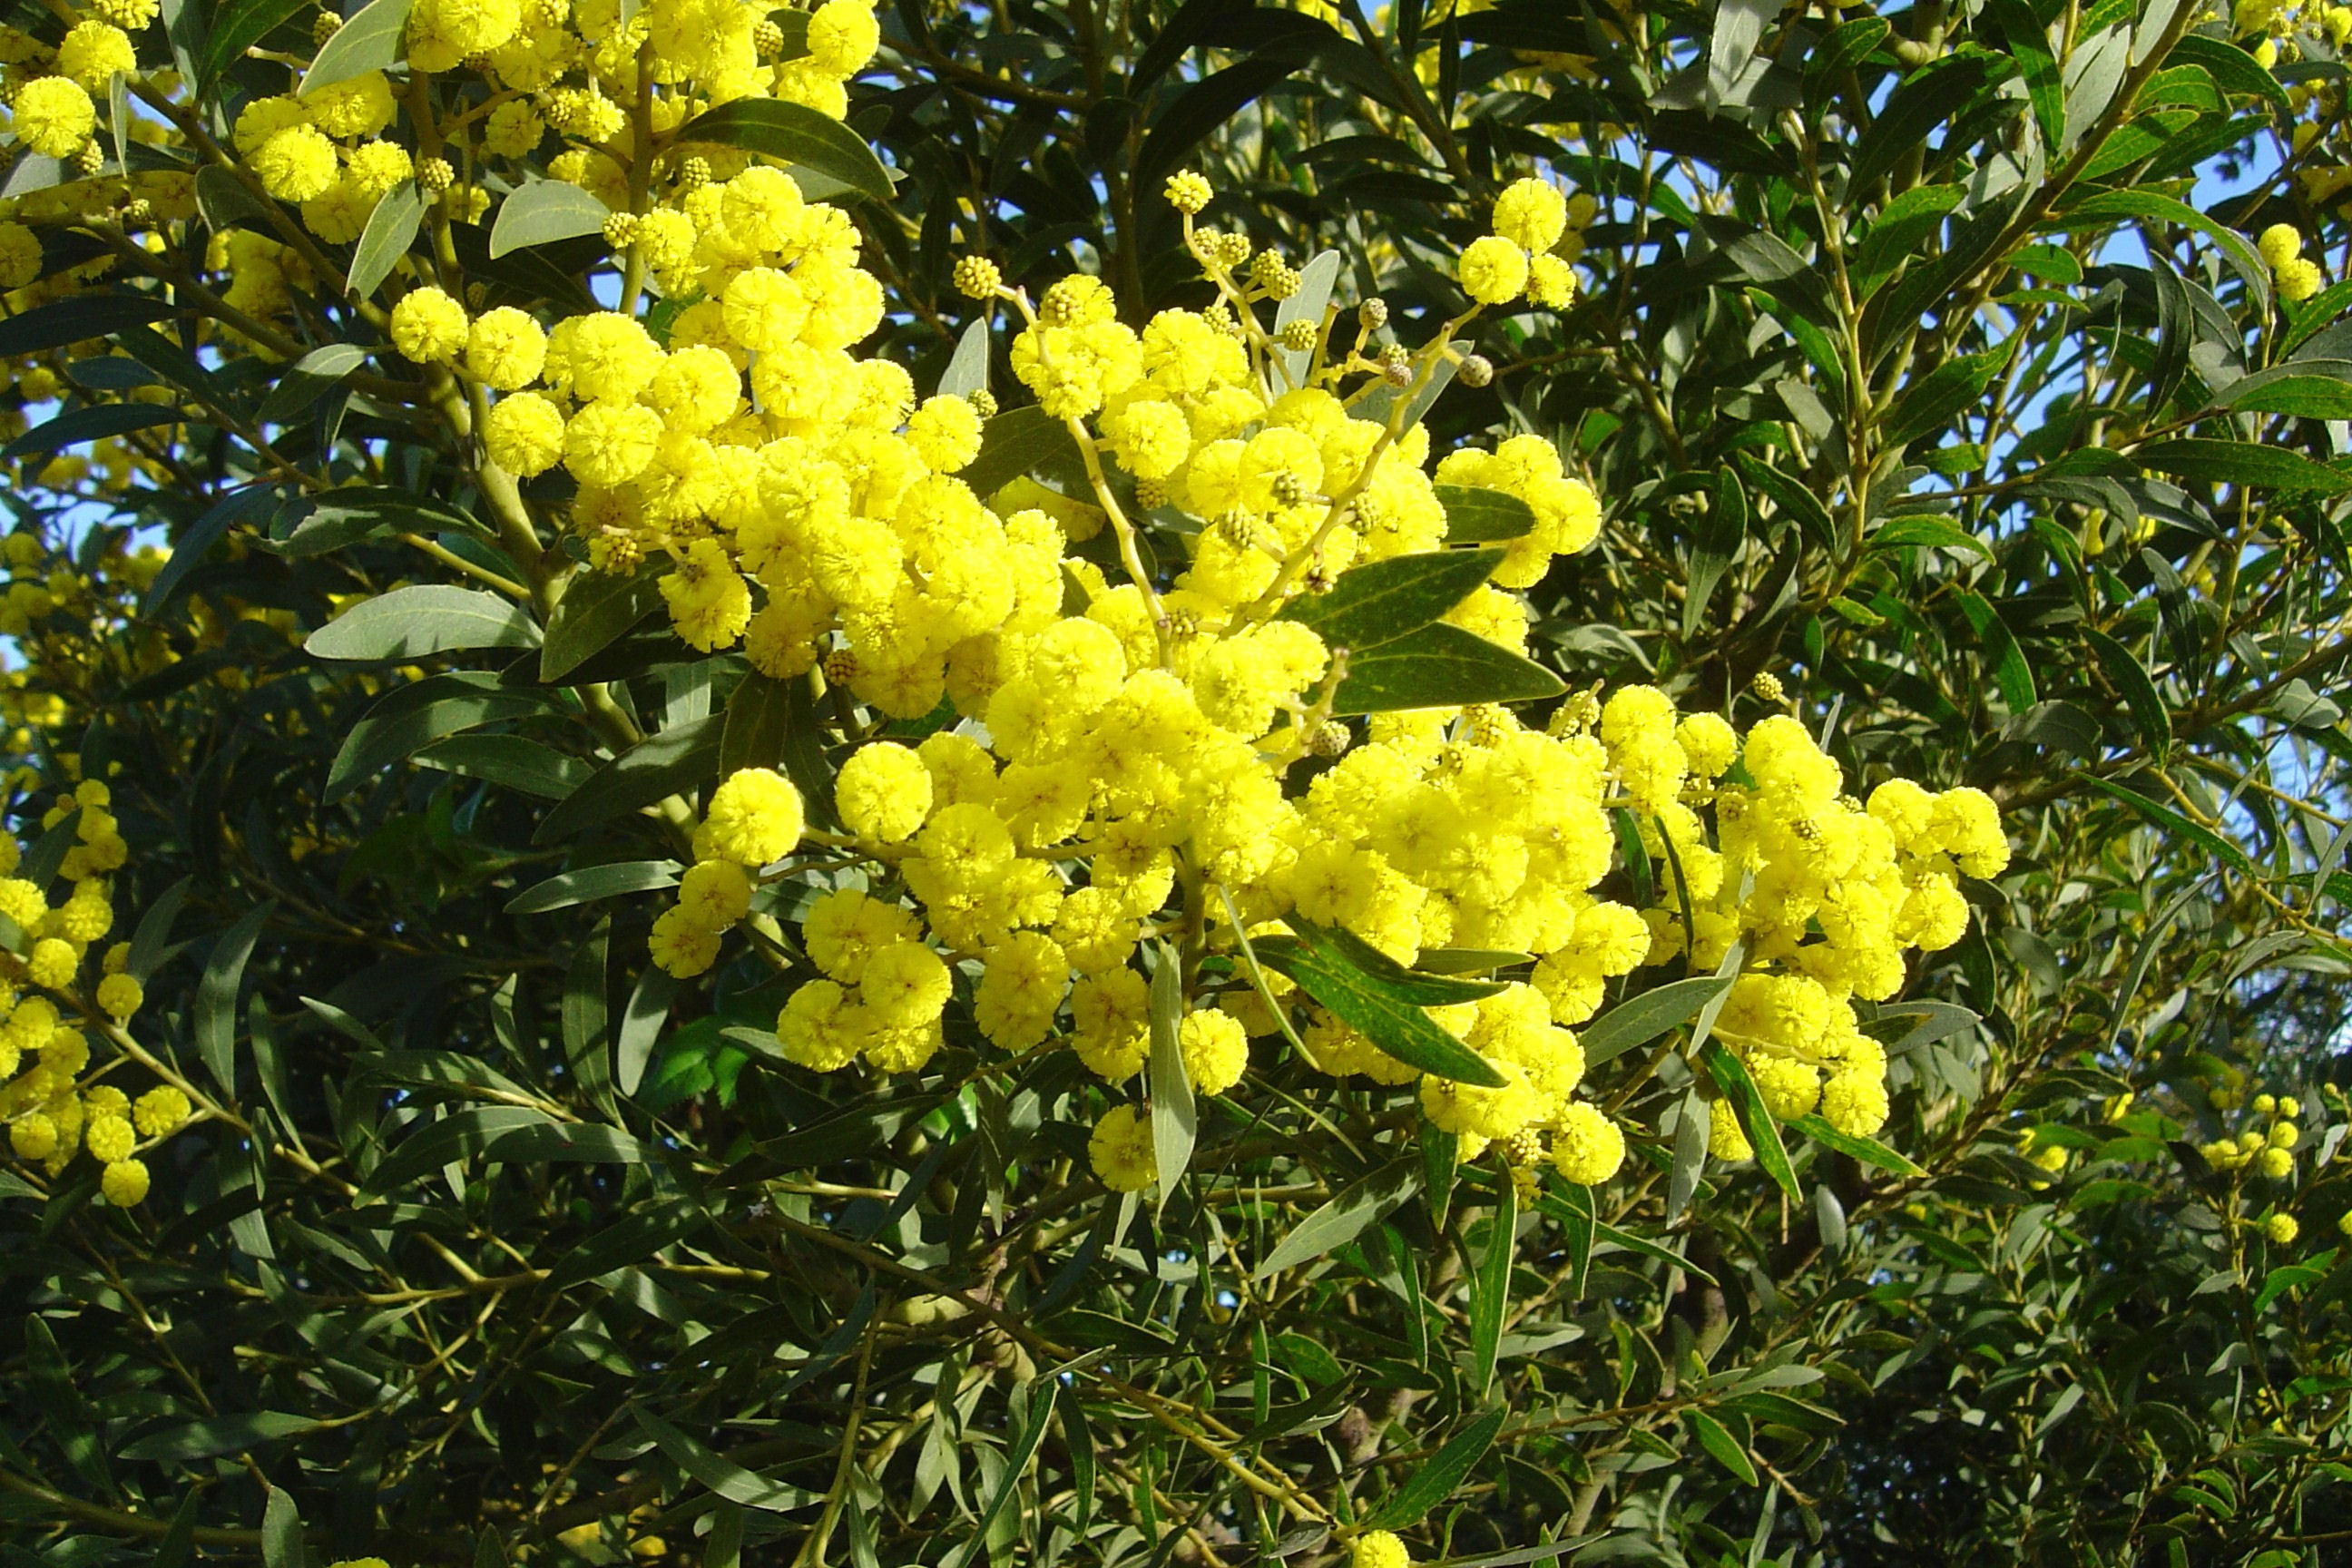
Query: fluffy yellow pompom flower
101,1157,149,1206
677,860,753,927
564,400,662,486
1180,1008,1249,1095
56,23,136,90
252,123,339,202
1492,177,1568,252
0,222,40,290
2259,222,2303,268
2266,1212,2300,1245
1549,1102,1624,1184
806,0,881,75
465,307,548,390
390,287,469,365
13,77,96,158
28,937,75,989
861,940,951,1028
95,971,142,1021
704,769,805,867
484,392,566,476
1525,253,1577,309
132,1085,188,1138
84,1113,134,1164
837,742,934,842
648,906,721,977
1350,1531,1411,1568
11,1113,57,1161
906,394,984,472
659,539,752,652
2278,256,2324,303
1458,235,1529,306
1088,1103,1155,1191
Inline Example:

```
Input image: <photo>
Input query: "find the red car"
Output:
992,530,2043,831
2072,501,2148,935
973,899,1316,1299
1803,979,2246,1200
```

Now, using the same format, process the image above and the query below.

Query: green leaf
1269,919,1504,1005
1255,1158,1420,1278
1788,1112,1927,1175
2172,33,2290,111
414,735,590,799
534,713,723,844
946,1384,1057,1568
564,921,616,1119
505,859,681,914
261,1485,308,1568
673,97,896,201
1469,1176,1514,1397
1581,975,1734,1067
718,669,796,778
1367,1409,1505,1529
120,1412,323,1461
20,809,82,888
1885,342,2014,448
361,1106,555,1195
1867,514,1995,561
4,403,183,461
152,1497,201,1568
26,1318,108,1491
1435,484,1538,542
307,585,541,661
195,164,279,235
1700,1042,1802,1200
197,902,274,1098
126,876,190,982
1274,248,1340,388
1668,1084,1710,1222
299,0,412,95
349,181,425,300
2134,436,2352,493
959,404,1084,498
2074,771,2256,880
614,960,675,1098
489,179,612,259
275,485,490,556
1849,54,1999,191
2083,627,2171,764
485,1121,648,1163
0,293,176,361
1989,0,2063,150
1278,548,1505,653
1849,183,1966,301
256,344,368,425
1331,622,1565,714
2215,372,2352,419
328,671,549,799
541,563,666,682
1955,588,2036,713
1249,922,1507,1086
1686,1409,1759,1485
2044,190,2269,308
938,315,988,400
545,1196,709,1290
634,1405,822,1512
144,485,278,616
2253,1249,2337,1313
201,0,309,88
1148,943,1194,1200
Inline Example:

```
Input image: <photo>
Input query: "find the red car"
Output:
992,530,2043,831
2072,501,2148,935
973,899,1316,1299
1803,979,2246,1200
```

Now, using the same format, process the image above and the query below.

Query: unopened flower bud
1457,353,1494,387
952,256,1001,299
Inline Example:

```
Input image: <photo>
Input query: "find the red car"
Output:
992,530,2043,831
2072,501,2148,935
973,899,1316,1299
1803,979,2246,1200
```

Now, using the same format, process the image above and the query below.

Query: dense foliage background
4,0,2352,1564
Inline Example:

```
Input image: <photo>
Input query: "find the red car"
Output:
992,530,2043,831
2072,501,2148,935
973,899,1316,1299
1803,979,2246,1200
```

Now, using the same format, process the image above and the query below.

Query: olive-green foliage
4,0,2352,1565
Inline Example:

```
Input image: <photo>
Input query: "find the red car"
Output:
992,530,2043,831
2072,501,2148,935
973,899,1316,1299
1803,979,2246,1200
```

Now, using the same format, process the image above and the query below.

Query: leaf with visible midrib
1255,1158,1420,1278
2133,436,2352,495
1248,920,1506,1086
959,405,1084,498
201,0,309,87
120,1411,321,1461
489,180,612,259
299,0,413,96
1367,1409,1505,1528
1330,621,1564,714
306,584,542,661
1700,1041,1802,1200
1434,484,1537,542
1278,547,1504,652
534,713,724,844
672,98,896,201
349,182,425,300
542,564,667,681
2083,627,2172,764
1579,974,1734,1066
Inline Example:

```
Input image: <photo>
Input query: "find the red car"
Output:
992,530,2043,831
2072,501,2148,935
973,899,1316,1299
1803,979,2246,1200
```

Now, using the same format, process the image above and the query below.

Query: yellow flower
12,77,96,159
389,287,470,365
703,769,805,867
1087,1103,1155,1191
1458,235,1529,305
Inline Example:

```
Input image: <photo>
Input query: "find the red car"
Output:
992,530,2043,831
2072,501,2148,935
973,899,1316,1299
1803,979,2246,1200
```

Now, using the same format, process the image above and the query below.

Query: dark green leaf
201,0,309,88
2216,372,2352,418
2045,190,2268,307
2134,436,2352,493
144,485,277,616
489,179,612,259
1848,183,1965,301
541,563,665,682
2074,771,2256,879
1788,1112,1927,1175
307,585,542,661
197,902,273,1097
1331,622,1565,713
534,713,722,844
1867,514,1995,560
1435,485,1537,542
126,876,190,981
960,405,1085,498
1367,1410,1505,1529
276,485,490,556
1955,589,2036,713
2084,626,2171,763
485,1121,647,1164
564,921,615,1119
614,961,675,1098
1581,975,1735,1067
256,344,368,425
1849,54,2000,191
506,859,682,915
674,97,895,201
1250,922,1507,1085
261,1485,308,1568
328,671,549,799
1686,1409,1759,1485
349,181,425,300
1469,1176,1514,1397
1987,0,2063,149
0,295,178,361
414,735,591,799
1255,1158,1420,1278
544,1196,708,1289
1279,548,1504,653
300,0,414,95
1700,1042,1802,1200
5,403,182,461
633,1406,822,1513
361,1106,555,1195
120,1412,322,1461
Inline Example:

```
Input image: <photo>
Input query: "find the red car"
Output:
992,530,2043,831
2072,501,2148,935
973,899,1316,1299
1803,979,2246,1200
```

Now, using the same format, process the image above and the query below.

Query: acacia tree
0,0,2350,1563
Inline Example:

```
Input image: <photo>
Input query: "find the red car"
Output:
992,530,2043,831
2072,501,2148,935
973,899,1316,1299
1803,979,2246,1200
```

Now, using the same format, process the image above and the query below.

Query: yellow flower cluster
0,784,189,1207
2200,1092,2302,1179
2259,223,2326,303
